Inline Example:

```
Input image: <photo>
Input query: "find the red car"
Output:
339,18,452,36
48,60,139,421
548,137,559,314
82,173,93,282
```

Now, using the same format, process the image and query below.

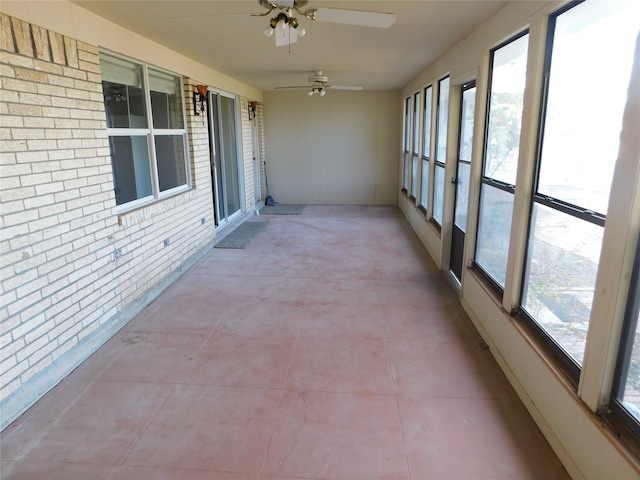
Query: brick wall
0,14,231,428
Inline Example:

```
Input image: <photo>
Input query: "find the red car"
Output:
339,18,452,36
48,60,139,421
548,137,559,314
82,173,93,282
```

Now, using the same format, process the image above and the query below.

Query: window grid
100,51,190,211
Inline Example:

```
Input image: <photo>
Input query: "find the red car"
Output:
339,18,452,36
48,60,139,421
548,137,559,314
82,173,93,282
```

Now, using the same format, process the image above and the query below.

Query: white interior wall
399,1,640,479
263,90,399,205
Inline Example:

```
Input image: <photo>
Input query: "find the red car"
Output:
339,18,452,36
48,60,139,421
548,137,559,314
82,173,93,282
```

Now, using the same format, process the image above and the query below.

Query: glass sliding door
209,92,242,227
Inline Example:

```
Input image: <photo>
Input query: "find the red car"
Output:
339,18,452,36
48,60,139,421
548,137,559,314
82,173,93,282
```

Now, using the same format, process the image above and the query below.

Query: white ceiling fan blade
274,0,295,8
311,8,396,28
275,26,298,47
274,86,309,90
329,85,363,91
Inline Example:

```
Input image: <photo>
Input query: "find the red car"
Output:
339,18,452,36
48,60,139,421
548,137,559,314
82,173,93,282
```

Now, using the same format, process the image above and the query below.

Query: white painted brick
23,117,54,128
45,129,73,140
11,128,45,140
41,106,70,118
9,312,46,340
28,139,59,151
19,92,53,106
1,116,24,128
15,150,48,163
23,194,54,209
19,172,52,186
34,182,65,195
3,209,38,227
2,163,32,176
31,160,61,173
25,335,58,366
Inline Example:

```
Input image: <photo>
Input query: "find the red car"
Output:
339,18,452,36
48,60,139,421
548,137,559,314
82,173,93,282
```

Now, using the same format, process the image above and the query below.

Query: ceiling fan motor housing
308,71,328,84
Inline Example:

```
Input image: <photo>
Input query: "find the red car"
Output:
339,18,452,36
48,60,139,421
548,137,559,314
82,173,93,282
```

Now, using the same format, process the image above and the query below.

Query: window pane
155,135,187,192
411,156,419,198
459,87,475,162
423,86,432,156
433,165,445,225
149,69,184,130
522,203,604,364
100,53,147,129
475,185,514,287
109,136,152,205
536,1,638,215
404,97,411,151
484,33,528,184
436,77,450,162
403,152,410,190
454,162,471,231
420,159,429,208
413,92,421,154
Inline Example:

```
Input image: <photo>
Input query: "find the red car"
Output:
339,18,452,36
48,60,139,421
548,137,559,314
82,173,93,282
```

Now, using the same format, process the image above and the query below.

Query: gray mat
260,204,306,215
214,222,267,249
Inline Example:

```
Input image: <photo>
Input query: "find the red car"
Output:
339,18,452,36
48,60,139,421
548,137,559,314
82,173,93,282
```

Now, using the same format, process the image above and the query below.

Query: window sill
418,205,427,217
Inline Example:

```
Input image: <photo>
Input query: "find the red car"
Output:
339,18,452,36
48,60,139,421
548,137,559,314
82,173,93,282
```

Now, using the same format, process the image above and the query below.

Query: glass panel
436,77,450,162
100,53,147,129
411,156,419,198
413,91,421,154
403,152,410,190
149,69,184,130
155,135,187,192
536,0,638,215
220,96,241,217
109,135,152,205
484,33,529,184
522,203,604,364
420,159,429,208
475,185,514,287
433,165,445,225
459,87,476,162
102,81,146,129
423,86,432,157
454,162,471,231
404,97,411,151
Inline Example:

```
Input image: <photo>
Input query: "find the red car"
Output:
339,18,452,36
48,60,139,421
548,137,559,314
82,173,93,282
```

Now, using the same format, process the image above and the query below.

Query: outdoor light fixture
193,84,208,116
248,101,257,121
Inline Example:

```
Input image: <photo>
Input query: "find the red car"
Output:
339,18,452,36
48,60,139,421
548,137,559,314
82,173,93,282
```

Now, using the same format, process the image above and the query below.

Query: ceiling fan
275,71,363,96
173,1,396,47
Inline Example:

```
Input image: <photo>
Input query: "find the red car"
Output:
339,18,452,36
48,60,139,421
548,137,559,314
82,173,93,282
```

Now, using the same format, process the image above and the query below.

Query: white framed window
402,96,411,193
518,0,638,375
410,90,421,201
433,76,449,227
419,85,433,213
473,31,529,292
100,51,190,210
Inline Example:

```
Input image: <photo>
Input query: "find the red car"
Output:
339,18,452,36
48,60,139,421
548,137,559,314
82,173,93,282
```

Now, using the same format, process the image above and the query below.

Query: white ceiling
71,0,509,92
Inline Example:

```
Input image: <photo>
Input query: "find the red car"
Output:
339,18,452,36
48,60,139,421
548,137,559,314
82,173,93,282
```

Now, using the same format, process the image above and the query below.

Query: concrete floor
1,205,570,479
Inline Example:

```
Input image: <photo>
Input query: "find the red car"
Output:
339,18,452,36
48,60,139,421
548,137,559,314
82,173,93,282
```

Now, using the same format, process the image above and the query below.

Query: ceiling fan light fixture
264,26,274,36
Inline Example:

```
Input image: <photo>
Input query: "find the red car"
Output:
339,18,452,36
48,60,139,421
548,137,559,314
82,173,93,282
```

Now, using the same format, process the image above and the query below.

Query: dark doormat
214,221,267,249
260,204,306,215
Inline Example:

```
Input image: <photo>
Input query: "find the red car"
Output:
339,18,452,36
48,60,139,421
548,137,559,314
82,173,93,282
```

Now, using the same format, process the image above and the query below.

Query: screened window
433,76,449,226
420,85,433,212
474,32,529,291
520,0,638,373
100,52,189,209
410,91,421,200
402,96,411,193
